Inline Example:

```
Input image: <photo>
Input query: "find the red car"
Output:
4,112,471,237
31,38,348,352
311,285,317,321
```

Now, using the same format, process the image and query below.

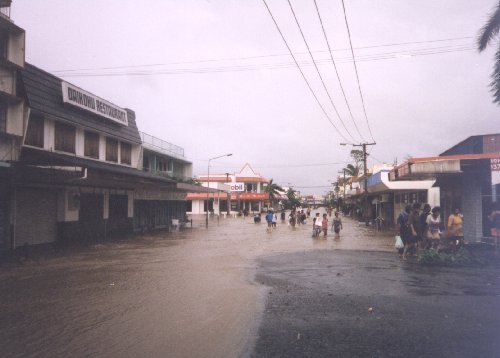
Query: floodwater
0,213,395,358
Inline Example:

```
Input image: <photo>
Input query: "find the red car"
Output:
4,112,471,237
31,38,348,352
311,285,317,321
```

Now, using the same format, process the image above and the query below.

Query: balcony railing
143,167,192,182
140,131,184,158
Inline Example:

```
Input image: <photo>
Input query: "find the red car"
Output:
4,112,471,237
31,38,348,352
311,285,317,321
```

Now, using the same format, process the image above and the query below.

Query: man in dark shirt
408,203,422,257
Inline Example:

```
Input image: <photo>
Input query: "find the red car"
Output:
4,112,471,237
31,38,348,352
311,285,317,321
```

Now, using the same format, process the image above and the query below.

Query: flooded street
2,214,499,357
0,214,393,358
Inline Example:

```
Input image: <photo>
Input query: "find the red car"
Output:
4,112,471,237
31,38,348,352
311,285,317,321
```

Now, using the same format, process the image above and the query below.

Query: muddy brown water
0,214,394,358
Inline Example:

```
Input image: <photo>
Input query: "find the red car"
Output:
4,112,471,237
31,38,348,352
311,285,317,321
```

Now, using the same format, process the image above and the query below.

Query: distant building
187,163,269,215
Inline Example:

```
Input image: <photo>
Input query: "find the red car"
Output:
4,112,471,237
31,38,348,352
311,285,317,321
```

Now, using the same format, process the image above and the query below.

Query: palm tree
264,179,284,208
286,187,300,209
343,163,360,177
478,1,500,104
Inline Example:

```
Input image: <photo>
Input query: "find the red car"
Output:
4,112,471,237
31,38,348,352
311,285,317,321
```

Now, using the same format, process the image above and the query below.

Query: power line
261,0,349,142
341,0,375,142
53,44,474,78
206,161,350,169
50,36,474,74
286,0,356,142
313,0,365,142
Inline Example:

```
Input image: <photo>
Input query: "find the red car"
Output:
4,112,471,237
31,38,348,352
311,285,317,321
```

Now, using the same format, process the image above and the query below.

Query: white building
187,164,269,215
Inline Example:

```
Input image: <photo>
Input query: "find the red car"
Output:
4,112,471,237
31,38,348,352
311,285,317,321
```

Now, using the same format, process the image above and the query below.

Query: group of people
397,203,464,259
287,208,308,227
262,207,344,239
264,210,278,231
312,211,343,238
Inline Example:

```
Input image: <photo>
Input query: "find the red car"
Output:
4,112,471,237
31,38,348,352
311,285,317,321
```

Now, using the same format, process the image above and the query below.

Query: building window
143,155,150,171
106,137,118,162
84,131,99,159
157,158,167,172
120,142,131,165
25,115,44,148
54,121,76,153
418,191,427,204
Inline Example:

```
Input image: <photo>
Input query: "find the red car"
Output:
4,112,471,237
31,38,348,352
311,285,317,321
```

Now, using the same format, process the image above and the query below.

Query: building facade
390,134,500,242
0,2,25,250
187,163,269,215
134,131,194,232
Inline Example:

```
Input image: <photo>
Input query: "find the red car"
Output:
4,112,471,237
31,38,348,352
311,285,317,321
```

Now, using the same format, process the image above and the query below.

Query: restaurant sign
61,81,128,126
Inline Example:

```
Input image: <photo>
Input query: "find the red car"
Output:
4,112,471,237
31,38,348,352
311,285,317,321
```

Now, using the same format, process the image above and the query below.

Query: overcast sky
12,0,500,195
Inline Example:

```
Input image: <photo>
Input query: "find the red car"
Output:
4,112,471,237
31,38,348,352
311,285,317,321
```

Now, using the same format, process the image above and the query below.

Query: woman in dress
331,211,343,238
425,207,441,249
447,208,464,250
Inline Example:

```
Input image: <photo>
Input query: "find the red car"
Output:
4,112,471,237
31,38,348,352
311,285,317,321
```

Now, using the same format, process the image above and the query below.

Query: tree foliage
343,163,360,177
264,179,284,203
285,187,300,208
350,149,364,169
478,1,500,104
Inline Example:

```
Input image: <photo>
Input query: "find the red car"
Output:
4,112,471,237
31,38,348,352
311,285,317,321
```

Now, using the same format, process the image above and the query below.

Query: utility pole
340,142,376,224
338,169,346,202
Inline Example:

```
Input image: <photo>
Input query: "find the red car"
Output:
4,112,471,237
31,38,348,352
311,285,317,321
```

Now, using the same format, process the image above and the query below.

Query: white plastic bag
395,235,404,249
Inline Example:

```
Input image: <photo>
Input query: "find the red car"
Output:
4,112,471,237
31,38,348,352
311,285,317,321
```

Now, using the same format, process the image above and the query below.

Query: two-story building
13,64,163,246
1,61,203,249
133,131,195,232
0,1,216,251
187,163,269,215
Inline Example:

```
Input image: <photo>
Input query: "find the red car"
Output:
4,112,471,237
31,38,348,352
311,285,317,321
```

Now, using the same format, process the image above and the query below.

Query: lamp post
206,153,232,228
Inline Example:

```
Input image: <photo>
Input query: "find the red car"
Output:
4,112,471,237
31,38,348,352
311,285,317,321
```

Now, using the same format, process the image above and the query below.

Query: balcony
140,131,185,159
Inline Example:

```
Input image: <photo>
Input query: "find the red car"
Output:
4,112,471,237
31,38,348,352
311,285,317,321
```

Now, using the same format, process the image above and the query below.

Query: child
321,213,328,237
313,213,321,237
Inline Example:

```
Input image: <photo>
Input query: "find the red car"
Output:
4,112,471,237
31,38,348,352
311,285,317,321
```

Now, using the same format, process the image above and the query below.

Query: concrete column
103,190,109,220
127,191,134,218
461,173,483,242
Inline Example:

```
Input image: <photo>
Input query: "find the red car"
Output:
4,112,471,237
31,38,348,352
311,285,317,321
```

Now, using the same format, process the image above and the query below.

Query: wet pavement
252,250,500,357
0,213,499,357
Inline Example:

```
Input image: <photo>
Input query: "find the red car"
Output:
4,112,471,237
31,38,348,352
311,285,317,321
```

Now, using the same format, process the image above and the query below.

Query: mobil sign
227,182,244,192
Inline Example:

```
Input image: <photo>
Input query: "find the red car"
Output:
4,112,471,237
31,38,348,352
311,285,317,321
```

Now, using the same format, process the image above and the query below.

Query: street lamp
206,153,232,228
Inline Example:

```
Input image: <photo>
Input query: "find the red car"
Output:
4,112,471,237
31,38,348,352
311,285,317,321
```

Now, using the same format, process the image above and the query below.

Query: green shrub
418,247,472,266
